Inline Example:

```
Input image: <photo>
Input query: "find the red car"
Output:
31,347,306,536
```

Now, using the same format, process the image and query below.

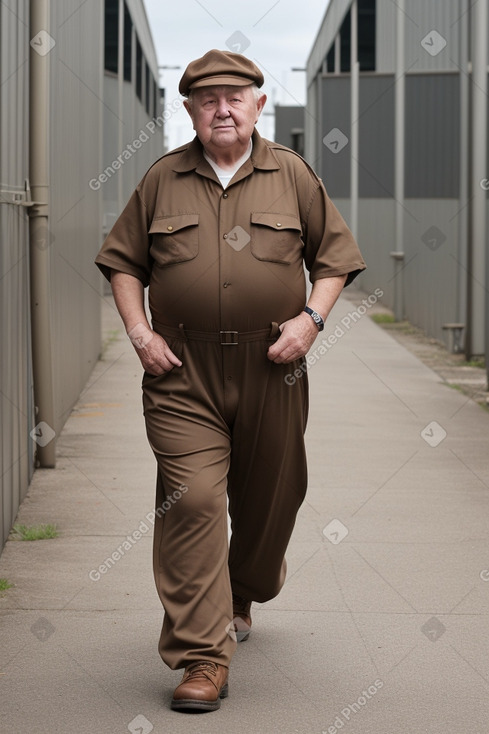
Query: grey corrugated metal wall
0,0,164,553
306,0,488,356
49,0,104,429
0,0,34,551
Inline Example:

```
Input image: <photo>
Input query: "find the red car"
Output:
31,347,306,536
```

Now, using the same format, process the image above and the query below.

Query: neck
203,139,251,170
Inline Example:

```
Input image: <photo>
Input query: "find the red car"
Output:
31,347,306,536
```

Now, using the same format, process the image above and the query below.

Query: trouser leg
227,343,309,602
143,341,236,670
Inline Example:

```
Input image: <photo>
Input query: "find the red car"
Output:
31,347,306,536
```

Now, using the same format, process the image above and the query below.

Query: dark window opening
358,0,376,71
123,2,132,82
145,62,150,114
326,45,335,73
291,130,304,157
104,0,119,74
136,36,142,101
340,10,351,72
153,78,158,117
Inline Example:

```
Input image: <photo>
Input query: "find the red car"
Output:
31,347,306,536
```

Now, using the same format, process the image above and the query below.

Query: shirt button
167,225,173,231
223,233,228,239
223,282,231,288
276,222,282,227
223,193,229,199
227,375,232,380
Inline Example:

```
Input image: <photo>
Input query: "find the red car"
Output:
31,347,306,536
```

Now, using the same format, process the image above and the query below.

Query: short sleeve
303,181,366,286
94,187,153,286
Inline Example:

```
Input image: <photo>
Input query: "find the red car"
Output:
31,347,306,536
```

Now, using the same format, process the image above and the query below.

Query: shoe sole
171,683,229,712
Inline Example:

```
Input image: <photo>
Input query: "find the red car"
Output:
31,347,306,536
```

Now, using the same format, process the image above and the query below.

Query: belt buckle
220,330,238,345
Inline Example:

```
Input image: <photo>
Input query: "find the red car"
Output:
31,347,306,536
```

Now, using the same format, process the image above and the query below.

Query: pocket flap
149,213,199,234
251,212,302,232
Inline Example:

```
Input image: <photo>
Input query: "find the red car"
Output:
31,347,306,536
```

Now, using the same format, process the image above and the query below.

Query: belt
152,321,281,345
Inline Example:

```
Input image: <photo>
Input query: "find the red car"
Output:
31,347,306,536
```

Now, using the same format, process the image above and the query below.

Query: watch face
312,313,321,324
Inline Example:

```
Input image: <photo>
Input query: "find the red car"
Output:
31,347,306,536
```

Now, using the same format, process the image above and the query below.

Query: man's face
184,85,266,151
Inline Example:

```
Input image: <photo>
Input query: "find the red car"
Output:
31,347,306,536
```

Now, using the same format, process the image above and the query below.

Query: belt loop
178,323,188,342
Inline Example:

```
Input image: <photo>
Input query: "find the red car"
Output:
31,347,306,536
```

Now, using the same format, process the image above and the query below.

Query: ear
183,100,197,130
255,94,267,122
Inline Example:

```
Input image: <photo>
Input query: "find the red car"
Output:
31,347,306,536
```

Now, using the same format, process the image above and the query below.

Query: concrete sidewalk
1,289,488,734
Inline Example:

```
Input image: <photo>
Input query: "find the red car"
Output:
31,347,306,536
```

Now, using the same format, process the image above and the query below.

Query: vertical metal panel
405,74,460,198
274,106,305,149
375,0,396,72
0,0,163,552
404,0,461,73
0,0,34,550
402,200,461,342
320,76,351,197
358,75,395,197
48,0,104,431
306,0,352,87
356,199,396,302
101,5,164,235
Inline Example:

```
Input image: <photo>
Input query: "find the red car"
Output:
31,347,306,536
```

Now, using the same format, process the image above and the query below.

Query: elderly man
95,49,365,713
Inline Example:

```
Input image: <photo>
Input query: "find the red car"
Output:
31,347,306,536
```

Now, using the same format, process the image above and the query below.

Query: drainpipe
470,0,488,377
28,0,56,467
350,0,359,240
391,0,405,321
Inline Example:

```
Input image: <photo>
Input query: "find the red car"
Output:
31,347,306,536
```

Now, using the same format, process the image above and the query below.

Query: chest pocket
149,213,199,267
250,212,303,265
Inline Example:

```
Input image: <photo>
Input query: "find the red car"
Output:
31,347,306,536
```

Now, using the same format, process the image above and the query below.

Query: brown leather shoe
232,593,252,642
171,661,229,712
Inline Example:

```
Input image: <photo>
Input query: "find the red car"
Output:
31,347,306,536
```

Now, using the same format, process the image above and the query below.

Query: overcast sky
143,0,331,149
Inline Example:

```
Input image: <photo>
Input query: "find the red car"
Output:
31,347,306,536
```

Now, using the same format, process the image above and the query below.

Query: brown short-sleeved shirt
95,130,366,332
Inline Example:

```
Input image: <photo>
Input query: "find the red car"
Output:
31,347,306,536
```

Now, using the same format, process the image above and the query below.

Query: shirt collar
170,129,281,175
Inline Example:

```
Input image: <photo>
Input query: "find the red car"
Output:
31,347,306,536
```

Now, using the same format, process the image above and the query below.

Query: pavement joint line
60,586,86,611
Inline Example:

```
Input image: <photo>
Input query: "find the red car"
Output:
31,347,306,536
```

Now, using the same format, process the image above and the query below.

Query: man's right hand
128,324,182,376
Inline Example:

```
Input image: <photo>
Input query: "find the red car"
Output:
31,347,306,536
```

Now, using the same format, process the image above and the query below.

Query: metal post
470,0,488,371
350,0,359,240
28,0,56,467
391,0,405,321
458,0,469,355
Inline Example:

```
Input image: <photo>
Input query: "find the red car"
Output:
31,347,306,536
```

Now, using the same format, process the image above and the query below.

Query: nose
216,98,231,117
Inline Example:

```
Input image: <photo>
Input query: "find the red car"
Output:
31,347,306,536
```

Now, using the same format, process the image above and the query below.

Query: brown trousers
142,323,308,670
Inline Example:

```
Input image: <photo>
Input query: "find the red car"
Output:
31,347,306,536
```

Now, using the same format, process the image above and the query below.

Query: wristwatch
304,306,324,331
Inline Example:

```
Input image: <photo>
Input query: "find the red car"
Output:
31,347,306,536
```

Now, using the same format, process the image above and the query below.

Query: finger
165,348,182,368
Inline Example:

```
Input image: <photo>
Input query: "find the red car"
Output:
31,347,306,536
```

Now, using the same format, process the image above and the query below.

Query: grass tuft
11,523,59,541
0,578,13,592
370,313,395,324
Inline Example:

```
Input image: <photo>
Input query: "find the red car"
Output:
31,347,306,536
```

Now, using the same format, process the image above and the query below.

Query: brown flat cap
179,49,264,97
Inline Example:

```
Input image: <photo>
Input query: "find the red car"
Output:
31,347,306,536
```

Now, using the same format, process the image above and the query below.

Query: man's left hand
267,312,320,364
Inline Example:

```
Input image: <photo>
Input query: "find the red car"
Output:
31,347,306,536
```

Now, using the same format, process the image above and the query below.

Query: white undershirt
204,140,253,189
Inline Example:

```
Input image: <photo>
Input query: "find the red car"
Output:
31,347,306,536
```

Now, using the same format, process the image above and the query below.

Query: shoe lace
185,661,218,681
